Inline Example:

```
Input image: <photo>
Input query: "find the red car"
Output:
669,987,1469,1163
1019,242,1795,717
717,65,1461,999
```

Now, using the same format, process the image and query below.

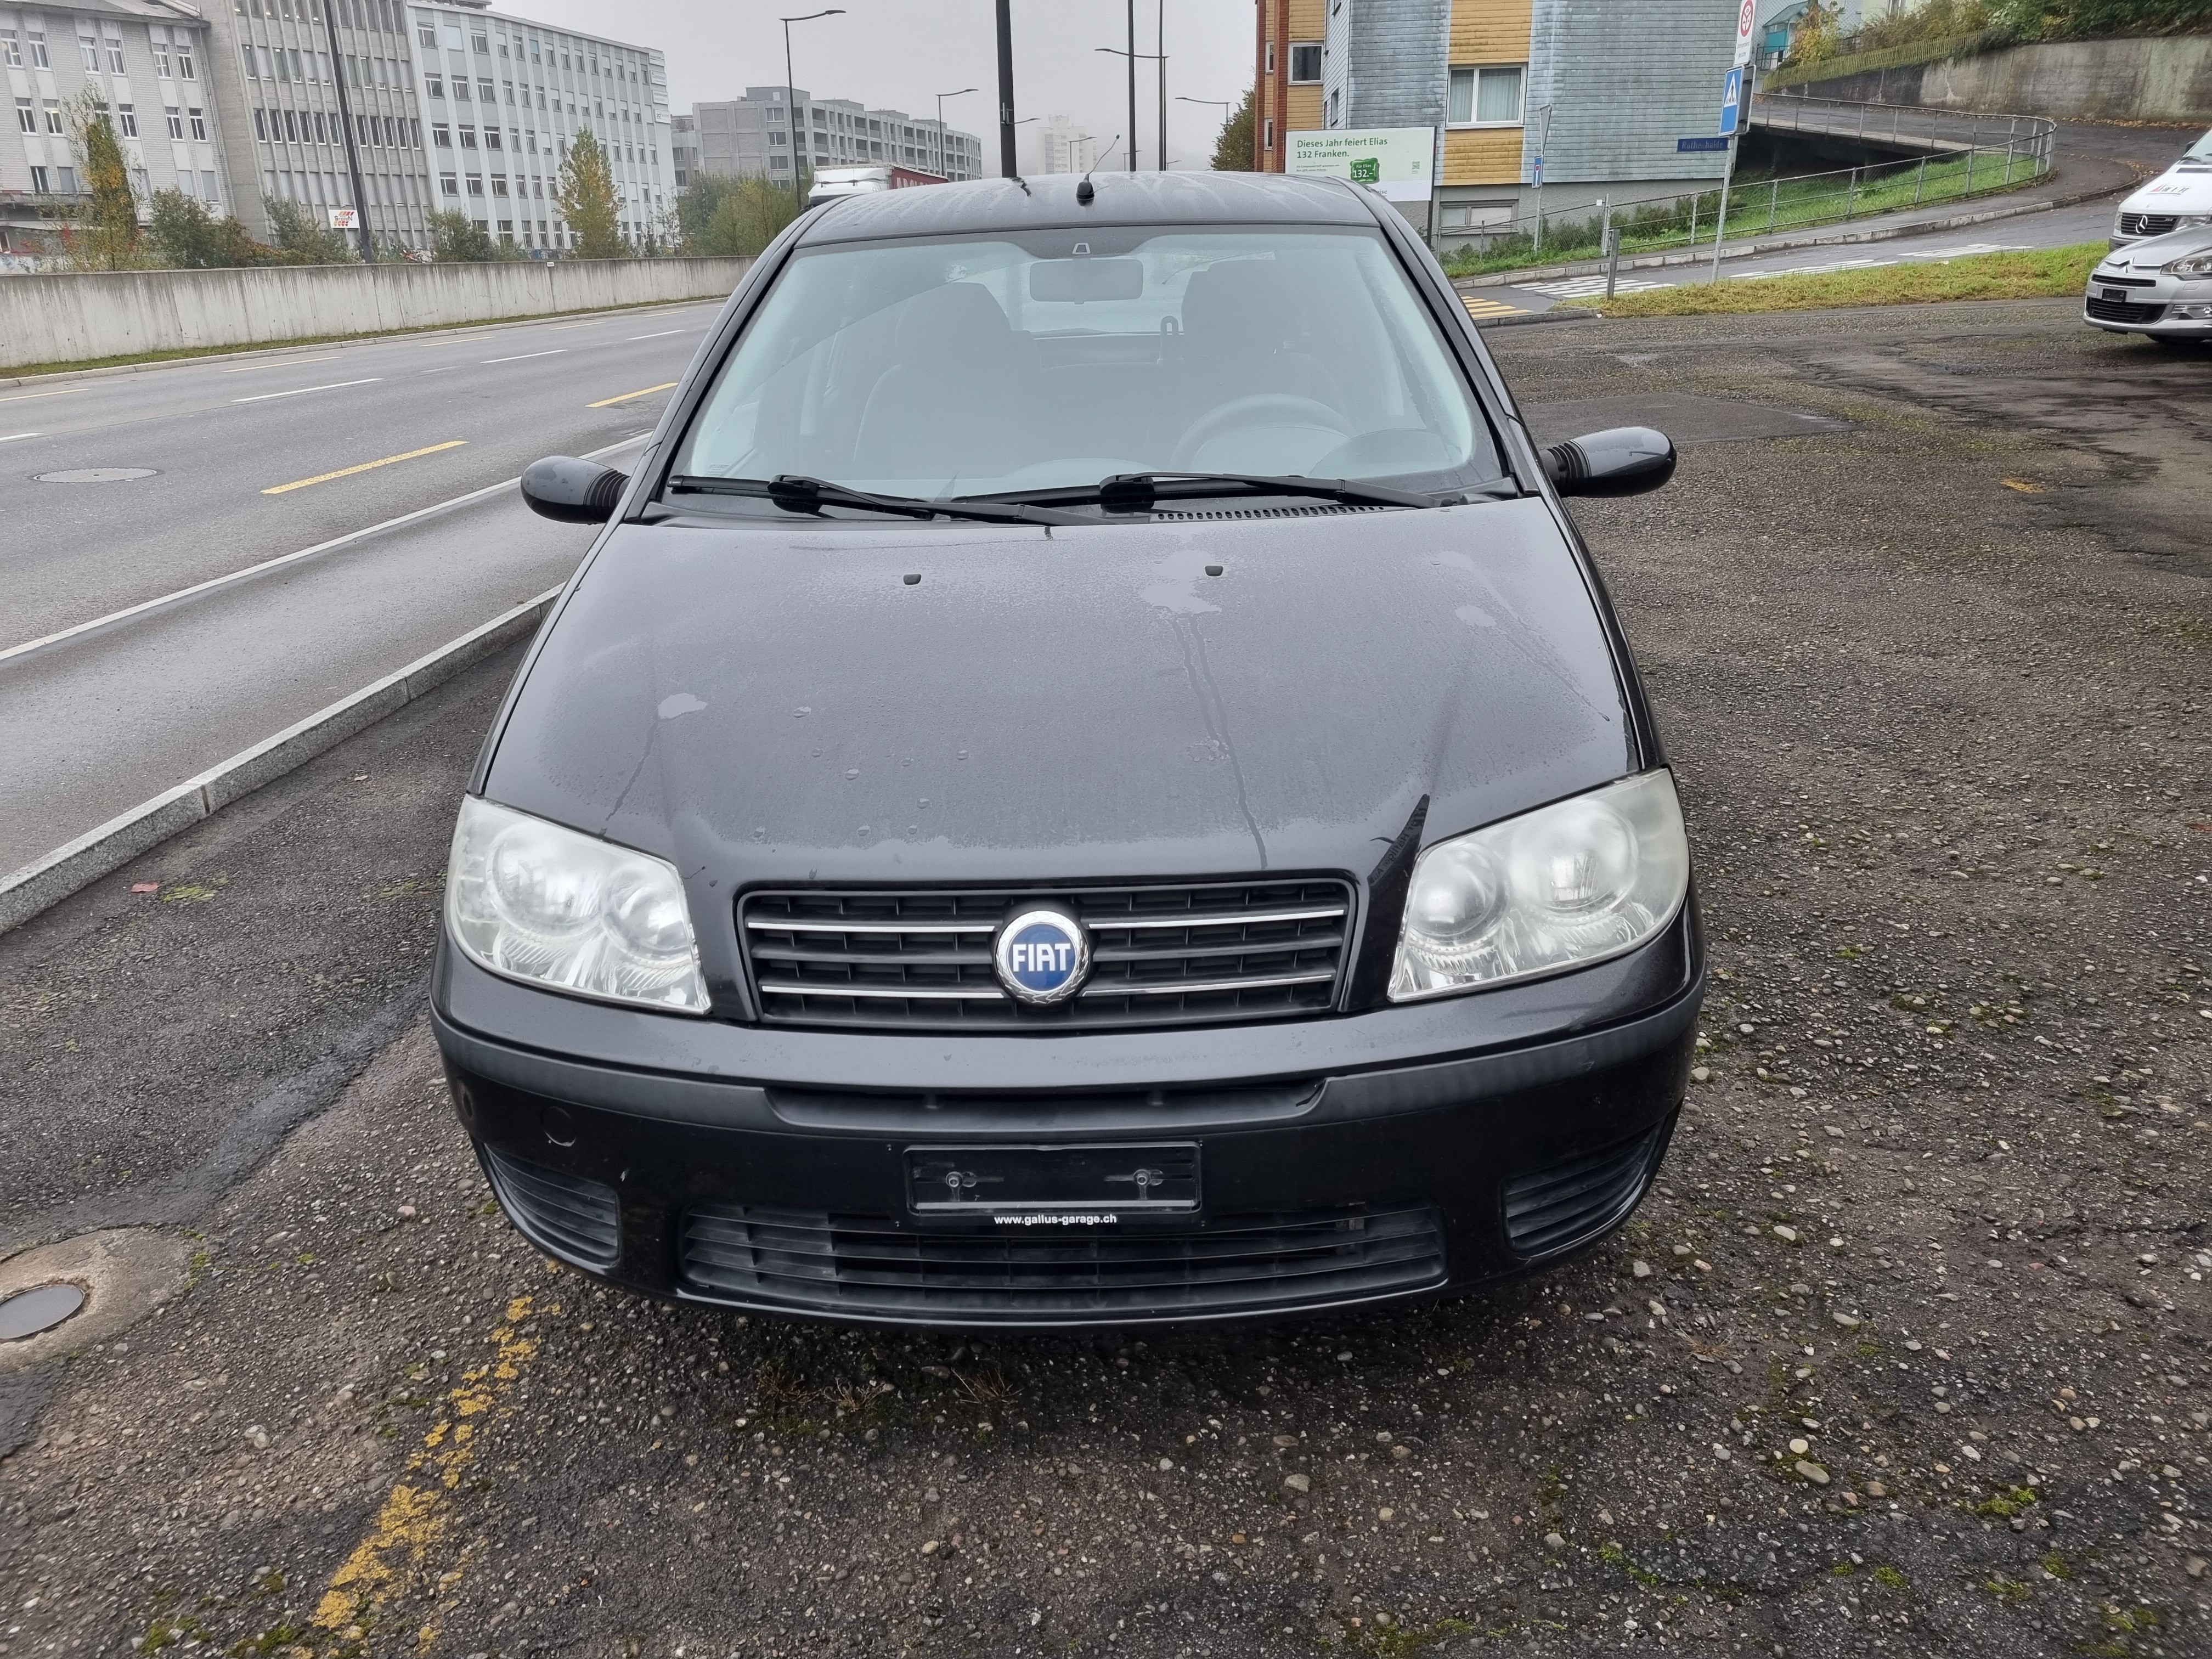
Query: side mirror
521,455,628,523
1541,426,1677,498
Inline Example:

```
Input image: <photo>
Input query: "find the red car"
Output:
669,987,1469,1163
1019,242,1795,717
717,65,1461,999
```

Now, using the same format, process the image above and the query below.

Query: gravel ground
1,298,2207,1659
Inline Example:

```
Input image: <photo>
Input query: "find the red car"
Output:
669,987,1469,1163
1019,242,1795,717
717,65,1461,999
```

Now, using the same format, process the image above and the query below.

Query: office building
686,87,981,186
1,0,230,257
1254,0,1736,244
670,106,693,185
399,2,673,251
1036,113,1093,176
200,0,431,252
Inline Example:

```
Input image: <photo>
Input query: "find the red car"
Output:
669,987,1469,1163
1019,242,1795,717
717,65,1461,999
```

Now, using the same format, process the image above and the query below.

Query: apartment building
401,2,673,251
1256,0,1735,242
1036,113,1094,176
669,106,692,185
200,0,430,252
687,86,980,186
1,0,229,256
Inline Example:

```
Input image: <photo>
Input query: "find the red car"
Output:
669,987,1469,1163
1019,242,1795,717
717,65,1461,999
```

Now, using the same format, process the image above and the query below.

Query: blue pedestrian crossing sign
1719,66,1745,136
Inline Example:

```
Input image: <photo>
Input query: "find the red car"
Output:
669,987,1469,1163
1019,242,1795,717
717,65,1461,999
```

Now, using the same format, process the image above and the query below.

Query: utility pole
318,0,374,260
1530,103,1553,256
1156,0,1166,171
1709,58,1753,282
996,0,1016,177
781,10,843,215
1126,0,1137,169
936,87,976,179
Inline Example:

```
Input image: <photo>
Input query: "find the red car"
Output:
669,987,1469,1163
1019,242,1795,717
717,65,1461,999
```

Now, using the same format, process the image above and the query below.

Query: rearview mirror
521,455,628,523
1541,426,1677,498
1029,257,1146,302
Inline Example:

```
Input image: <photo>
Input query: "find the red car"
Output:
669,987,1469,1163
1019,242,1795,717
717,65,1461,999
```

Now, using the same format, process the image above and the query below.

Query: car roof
794,170,1383,245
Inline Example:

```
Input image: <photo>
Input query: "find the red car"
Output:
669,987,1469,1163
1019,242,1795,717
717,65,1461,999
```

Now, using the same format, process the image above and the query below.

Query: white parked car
2112,127,2212,244
2084,225,2212,347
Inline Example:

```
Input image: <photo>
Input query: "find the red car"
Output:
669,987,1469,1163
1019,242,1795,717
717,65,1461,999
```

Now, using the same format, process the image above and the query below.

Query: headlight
1388,770,1690,1002
445,795,709,1013
2162,246,2212,276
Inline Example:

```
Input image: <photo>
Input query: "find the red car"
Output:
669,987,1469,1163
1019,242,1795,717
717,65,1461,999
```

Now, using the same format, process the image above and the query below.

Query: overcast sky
517,0,1255,174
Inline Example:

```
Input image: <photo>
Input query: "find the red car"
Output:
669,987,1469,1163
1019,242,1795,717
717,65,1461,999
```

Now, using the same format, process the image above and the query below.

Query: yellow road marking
262,439,467,495
313,1292,543,1645
221,353,342,374
587,381,679,408
1462,296,1529,317
0,387,80,403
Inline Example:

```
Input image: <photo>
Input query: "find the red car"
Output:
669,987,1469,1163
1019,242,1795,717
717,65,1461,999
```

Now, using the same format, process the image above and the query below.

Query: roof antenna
1076,137,1118,205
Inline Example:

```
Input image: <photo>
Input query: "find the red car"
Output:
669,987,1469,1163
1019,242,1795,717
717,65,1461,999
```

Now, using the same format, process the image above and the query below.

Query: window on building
1448,64,1525,126
1263,116,1274,151
106,36,126,73
454,79,471,103
284,109,301,142
459,125,477,148
153,40,172,77
471,29,488,53
485,127,501,149
1326,88,1339,126
14,98,33,134
490,176,507,194
178,40,195,78
478,77,494,100
418,19,436,48
465,174,483,194
432,122,451,146
1439,201,1515,230
426,72,443,97
79,35,100,72
166,105,183,137
253,106,269,140
28,30,49,69
439,172,458,195
30,165,49,194
1264,41,1274,75
1289,42,1322,83
117,103,138,137
43,99,63,134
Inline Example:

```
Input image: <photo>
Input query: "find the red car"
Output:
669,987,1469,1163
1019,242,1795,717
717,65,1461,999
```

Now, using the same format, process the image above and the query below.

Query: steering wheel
1173,394,1352,469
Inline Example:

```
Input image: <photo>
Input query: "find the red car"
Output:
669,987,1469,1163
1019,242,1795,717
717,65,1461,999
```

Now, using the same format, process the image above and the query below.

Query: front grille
679,1204,1444,1319
1502,1124,1669,1260
2120,213,2179,238
482,1147,620,1267
740,878,1355,1030
2086,296,2167,324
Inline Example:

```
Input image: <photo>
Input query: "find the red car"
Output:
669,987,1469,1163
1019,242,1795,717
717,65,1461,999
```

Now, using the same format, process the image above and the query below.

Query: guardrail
1438,94,2056,278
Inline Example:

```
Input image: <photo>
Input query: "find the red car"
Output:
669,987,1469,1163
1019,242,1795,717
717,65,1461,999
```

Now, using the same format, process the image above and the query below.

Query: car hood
2122,163,2212,218
2096,224,2212,274
484,498,1637,890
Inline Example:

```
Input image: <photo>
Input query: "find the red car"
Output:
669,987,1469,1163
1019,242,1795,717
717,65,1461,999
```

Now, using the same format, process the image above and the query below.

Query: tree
263,195,356,263
556,128,628,258
683,173,806,257
63,90,142,269
426,208,521,261
675,173,746,249
146,189,273,268
1212,87,1257,172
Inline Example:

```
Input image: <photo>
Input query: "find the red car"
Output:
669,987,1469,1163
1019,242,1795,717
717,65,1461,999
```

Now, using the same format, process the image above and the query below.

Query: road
0,301,725,875
1460,115,2189,322
2,296,2206,1658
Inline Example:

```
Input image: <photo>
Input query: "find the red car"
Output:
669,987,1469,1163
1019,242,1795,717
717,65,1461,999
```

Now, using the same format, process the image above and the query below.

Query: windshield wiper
980,472,1490,513
668,473,1083,526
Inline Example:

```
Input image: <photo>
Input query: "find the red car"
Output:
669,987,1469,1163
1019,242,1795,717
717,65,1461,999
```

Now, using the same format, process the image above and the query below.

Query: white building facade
687,86,982,186
1,0,230,256
403,0,672,251
1036,114,1093,176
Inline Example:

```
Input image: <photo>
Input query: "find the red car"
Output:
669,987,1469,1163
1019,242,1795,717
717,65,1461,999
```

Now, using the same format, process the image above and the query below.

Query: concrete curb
1453,181,2119,291
0,586,558,936
1474,306,1598,329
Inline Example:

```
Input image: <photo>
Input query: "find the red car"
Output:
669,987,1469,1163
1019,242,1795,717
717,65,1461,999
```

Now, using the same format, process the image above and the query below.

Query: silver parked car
2084,227,2212,348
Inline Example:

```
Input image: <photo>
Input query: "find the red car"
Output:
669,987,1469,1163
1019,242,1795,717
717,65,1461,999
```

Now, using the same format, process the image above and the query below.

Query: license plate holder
2101,286,2129,302
906,1143,1199,1214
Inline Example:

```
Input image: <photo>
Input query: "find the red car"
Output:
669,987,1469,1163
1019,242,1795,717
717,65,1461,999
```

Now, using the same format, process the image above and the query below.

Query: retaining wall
1782,35,2212,122
0,255,753,371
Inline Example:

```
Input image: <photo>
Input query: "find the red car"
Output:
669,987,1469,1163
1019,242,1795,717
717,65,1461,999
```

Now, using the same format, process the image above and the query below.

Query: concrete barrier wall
0,255,753,371
1787,36,2212,122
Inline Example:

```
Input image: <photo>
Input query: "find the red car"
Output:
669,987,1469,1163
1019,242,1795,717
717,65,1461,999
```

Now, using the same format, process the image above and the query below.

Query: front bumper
2084,272,2212,335
431,910,1702,1328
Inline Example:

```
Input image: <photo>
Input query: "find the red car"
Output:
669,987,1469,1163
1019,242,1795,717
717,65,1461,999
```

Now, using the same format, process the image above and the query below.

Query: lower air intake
1502,1122,1671,1260
482,1147,620,1268
679,1205,1444,1320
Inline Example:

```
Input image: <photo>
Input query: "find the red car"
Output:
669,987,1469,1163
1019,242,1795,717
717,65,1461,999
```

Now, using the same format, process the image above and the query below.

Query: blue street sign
1678,136,1731,153
1531,154,1544,186
1719,65,1745,136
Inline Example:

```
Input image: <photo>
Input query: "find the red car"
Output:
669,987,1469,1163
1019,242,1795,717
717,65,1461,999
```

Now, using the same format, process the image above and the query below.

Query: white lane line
483,349,566,364
0,433,648,667
0,432,42,443
232,377,382,404
628,329,688,340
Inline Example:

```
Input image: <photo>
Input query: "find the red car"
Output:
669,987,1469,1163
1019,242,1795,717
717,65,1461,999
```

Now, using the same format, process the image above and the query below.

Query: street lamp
1177,95,1232,171
936,87,977,180
781,9,843,213
1094,45,1165,172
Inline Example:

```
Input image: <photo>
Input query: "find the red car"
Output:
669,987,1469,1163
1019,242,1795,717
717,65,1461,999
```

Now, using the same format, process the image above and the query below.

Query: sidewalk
1454,115,2151,292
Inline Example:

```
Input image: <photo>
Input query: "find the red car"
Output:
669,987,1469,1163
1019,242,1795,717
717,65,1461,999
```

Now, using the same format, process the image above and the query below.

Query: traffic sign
1733,0,1758,66
1719,65,1745,135
1532,154,1543,187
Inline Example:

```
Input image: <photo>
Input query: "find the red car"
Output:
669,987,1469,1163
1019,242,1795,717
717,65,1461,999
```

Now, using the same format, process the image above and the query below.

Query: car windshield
2187,127,2212,163
669,225,1504,501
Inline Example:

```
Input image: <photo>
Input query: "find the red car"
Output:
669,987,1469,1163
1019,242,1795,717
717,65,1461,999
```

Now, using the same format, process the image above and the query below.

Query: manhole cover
0,1282,86,1341
33,468,157,483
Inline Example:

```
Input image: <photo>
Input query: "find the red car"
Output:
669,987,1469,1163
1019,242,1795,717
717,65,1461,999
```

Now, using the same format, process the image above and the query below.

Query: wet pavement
1,297,2208,1659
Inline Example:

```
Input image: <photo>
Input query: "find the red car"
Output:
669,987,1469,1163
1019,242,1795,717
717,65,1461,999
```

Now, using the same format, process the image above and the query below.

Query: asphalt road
0,301,724,874
1,296,2205,1658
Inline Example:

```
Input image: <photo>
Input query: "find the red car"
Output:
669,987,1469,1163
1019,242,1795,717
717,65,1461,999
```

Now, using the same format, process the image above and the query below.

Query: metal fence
1439,94,2056,273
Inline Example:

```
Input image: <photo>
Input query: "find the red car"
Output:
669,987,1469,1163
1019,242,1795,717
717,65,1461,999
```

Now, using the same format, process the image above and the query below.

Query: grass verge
1587,241,2105,318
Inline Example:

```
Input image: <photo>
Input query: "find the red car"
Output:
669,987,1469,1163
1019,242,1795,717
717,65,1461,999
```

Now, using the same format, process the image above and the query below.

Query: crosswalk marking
1462,295,1531,318
1520,274,1675,298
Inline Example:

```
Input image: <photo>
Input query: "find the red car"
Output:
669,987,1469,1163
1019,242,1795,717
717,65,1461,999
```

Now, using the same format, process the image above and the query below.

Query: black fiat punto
433,170,1700,1327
